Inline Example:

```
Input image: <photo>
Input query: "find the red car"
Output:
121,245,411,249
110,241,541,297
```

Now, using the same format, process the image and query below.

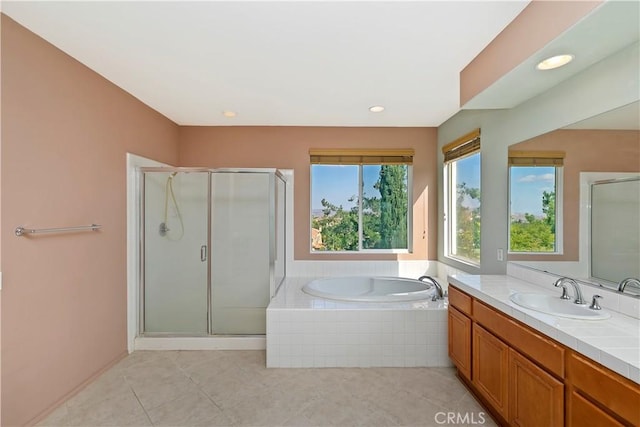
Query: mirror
508,101,640,296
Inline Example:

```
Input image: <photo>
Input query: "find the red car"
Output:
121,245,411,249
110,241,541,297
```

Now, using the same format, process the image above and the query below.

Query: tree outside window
509,166,559,252
311,164,410,251
446,153,481,264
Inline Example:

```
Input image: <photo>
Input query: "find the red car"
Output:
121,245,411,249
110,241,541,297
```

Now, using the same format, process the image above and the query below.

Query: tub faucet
617,277,640,293
418,276,445,300
553,277,586,305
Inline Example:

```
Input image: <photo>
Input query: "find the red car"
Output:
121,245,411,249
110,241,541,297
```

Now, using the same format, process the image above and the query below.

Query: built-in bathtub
267,276,451,368
302,276,437,302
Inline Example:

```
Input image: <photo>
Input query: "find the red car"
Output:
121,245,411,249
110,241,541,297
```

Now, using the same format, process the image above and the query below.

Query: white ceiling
1,0,530,127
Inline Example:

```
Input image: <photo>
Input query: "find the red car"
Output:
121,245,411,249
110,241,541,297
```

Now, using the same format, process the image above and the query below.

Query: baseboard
26,350,129,427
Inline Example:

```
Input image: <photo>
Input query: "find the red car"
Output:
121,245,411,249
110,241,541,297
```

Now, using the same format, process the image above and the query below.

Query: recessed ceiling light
369,105,385,113
222,111,237,118
536,54,574,71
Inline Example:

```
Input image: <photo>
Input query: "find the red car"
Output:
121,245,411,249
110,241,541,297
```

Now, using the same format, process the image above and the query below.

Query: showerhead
169,172,178,178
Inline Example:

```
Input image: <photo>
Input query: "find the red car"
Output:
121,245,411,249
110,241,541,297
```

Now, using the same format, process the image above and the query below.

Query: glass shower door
143,171,209,334
210,172,271,334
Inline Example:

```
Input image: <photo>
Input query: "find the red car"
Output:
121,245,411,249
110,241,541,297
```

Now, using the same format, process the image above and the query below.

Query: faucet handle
589,295,603,310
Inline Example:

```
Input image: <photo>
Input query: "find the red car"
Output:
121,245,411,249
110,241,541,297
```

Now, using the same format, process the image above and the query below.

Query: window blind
442,129,481,163
508,150,565,166
309,149,414,165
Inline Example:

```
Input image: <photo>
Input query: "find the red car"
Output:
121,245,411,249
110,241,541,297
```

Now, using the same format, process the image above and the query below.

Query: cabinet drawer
448,285,472,316
567,352,640,426
473,299,564,377
568,391,624,427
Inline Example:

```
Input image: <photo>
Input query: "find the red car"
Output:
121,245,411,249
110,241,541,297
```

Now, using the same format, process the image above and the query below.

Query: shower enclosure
139,168,286,336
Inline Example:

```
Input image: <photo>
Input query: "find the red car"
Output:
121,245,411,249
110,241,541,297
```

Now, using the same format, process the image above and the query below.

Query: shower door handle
200,245,208,262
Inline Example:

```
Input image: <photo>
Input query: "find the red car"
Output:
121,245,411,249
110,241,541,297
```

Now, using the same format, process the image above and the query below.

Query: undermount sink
509,292,611,320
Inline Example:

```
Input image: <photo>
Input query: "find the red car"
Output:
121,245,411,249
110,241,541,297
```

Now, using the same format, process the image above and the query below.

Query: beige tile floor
38,350,496,427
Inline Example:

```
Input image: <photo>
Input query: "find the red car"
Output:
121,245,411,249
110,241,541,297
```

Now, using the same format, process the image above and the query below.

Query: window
310,149,413,252
443,130,481,265
508,151,564,253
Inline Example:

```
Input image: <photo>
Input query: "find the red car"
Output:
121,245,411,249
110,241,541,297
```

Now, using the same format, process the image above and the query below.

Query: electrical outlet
497,249,504,262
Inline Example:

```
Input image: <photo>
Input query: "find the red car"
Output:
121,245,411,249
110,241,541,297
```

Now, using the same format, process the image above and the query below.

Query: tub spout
418,276,445,300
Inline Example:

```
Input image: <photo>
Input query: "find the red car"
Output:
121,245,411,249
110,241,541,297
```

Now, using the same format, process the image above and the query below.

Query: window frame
442,129,482,267
443,152,482,266
309,162,413,254
508,164,564,255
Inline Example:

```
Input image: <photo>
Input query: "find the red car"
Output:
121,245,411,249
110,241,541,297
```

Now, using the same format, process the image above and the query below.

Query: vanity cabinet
448,284,639,427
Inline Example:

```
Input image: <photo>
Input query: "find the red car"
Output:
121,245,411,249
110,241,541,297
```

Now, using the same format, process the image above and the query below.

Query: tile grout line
174,360,228,413
123,375,155,426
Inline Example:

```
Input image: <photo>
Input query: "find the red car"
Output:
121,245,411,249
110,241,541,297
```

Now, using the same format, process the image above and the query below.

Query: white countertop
448,274,640,384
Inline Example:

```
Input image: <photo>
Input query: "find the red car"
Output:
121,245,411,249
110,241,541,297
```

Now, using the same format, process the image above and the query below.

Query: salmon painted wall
1,15,179,426
460,0,601,107
509,129,640,262
179,126,438,261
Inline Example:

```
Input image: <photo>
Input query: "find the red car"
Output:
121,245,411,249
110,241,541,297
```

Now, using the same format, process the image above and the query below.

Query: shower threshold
134,335,266,351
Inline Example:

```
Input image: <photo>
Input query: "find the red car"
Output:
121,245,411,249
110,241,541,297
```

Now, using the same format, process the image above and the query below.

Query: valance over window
508,150,565,166
442,129,481,163
309,149,413,165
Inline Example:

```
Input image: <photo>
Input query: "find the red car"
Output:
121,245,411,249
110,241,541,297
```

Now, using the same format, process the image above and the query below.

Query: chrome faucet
553,277,586,305
418,276,445,300
618,277,640,293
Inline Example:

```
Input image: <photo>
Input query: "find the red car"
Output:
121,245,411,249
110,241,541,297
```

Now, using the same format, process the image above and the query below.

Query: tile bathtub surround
448,274,640,384
37,350,496,427
267,277,451,368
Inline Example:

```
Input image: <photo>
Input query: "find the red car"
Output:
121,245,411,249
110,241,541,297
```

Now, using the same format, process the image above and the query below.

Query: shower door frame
137,167,286,337
138,167,213,336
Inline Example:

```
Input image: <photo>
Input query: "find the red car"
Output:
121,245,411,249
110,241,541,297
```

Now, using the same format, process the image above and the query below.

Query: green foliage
312,198,359,251
375,165,408,249
542,190,556,232
454,182,481,262
311,165,408,251
510,191,556,252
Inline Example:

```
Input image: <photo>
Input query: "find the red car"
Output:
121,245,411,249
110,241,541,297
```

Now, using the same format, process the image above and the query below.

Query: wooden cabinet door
448,306,471,379
509,348,564,427
472,324,509,421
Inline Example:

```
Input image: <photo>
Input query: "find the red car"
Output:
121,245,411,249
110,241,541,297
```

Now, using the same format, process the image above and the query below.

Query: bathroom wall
179,126,438,262
1,15,179,426
509,129,640,262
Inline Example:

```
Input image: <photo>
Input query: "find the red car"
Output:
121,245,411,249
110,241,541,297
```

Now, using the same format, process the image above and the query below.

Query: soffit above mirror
463,1,640,110
563,101,640,130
